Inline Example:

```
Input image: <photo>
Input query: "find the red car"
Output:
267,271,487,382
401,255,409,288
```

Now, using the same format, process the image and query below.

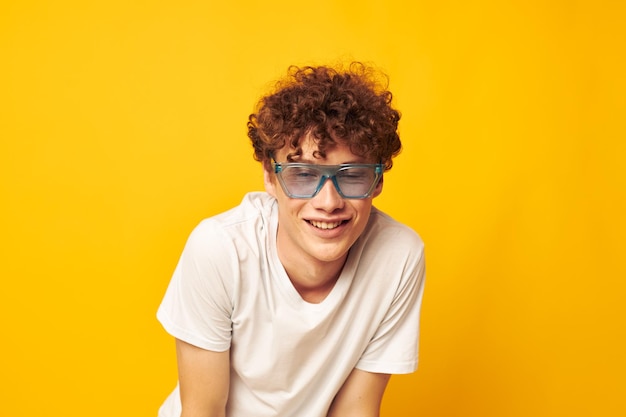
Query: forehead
275,136,371,164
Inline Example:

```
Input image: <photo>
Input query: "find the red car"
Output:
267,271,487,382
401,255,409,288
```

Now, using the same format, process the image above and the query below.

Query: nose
311,178,344,212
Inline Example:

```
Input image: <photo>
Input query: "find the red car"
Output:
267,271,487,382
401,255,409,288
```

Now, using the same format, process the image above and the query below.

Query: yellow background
1,1,624,416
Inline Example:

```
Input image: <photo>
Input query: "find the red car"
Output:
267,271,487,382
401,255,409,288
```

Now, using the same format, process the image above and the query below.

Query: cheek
275,196,304,219
371,177,384,198
353,202,374,222
264,172,278,198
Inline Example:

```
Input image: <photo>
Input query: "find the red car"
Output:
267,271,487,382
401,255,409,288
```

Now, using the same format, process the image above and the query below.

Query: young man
157,63,425,417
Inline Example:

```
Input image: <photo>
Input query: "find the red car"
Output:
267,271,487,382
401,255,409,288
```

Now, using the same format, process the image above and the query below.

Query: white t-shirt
157,192,425,417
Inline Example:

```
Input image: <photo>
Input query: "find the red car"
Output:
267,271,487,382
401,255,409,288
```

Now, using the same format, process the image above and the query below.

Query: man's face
264,136,383,269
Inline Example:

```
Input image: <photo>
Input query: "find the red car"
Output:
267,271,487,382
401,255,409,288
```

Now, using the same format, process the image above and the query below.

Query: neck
276,239,347,304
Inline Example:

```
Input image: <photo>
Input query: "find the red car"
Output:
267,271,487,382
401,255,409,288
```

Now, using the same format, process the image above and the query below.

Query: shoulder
349,208,425,289
362,207,424,256
197,192,275,229
190,192,275,238
184,192,276,259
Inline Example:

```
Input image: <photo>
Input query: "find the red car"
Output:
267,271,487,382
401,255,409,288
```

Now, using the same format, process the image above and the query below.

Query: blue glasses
272,159,384,199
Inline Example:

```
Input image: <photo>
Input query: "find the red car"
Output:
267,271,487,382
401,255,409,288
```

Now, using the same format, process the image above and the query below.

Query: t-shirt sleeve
157,220,235,352
356,232,426,374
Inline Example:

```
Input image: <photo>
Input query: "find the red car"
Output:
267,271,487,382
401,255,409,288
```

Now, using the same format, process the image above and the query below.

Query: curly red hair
247,62,402,170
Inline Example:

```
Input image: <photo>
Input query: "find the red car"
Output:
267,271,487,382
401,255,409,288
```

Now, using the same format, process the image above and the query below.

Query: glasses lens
279,165,379,198
280,166,323,196
335,167,378,197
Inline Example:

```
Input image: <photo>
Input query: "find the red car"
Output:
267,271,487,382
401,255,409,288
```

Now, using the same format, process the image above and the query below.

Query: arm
327,368,391,417
176,338,230,417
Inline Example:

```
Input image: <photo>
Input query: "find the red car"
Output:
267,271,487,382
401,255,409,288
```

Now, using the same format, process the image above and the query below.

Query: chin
308,244,352,264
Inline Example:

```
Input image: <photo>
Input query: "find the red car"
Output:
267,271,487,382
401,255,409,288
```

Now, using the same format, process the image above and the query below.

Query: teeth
309,220,343,230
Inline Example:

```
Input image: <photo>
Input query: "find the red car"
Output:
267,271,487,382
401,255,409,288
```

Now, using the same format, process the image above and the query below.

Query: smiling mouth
307,220,347,230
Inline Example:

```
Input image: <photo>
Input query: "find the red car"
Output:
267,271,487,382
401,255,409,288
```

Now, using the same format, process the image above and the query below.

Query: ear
264,167,278,198
371,175,384,198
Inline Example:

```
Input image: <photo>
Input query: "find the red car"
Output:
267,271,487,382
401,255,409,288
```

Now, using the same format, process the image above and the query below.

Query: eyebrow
294,157,370,165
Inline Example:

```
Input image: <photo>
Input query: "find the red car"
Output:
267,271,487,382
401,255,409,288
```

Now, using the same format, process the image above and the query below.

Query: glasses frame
272,159,384,199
